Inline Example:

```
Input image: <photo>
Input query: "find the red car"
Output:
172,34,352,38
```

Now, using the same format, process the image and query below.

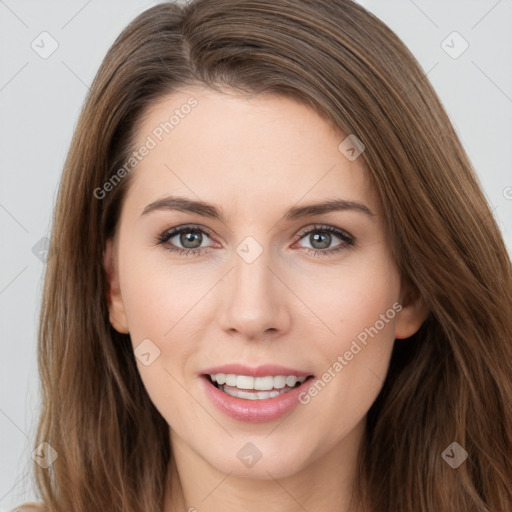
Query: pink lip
200,372,316,423
201,363,312,378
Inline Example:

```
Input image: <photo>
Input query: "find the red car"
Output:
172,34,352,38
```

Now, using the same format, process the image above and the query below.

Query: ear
103,237,129,334
395,280,429,339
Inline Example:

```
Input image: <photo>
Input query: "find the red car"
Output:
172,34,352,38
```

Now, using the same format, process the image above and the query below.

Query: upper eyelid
295,224,352,239
163,224,215,238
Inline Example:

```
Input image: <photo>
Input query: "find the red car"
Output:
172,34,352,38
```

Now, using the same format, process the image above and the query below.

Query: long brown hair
24,0,512,510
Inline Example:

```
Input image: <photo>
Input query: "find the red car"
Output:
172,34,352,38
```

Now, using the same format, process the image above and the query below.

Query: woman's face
105,86,425,480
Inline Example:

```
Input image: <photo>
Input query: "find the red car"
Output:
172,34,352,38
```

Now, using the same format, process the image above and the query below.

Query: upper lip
201,363,314,378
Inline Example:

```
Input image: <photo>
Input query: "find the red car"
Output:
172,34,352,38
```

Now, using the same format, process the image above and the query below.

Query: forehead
124,86,378,219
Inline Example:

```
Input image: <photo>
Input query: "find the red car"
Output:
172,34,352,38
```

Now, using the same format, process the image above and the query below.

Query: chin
203,437,314,480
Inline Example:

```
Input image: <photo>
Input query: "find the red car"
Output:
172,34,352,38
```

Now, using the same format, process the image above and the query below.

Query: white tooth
225,374,237,386
236,375,254,389
219,384,296,400
254,376,274,390
214,373,307,392
273,376,287,389
224,387,258,399
215,373,226,385
285,376,298,387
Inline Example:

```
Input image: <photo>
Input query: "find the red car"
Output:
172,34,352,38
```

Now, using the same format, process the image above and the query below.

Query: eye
155,225,217,256
293,224,355,256
155,223,355,257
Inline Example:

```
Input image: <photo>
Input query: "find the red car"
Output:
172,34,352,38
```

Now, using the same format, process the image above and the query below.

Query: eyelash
155,224,355,258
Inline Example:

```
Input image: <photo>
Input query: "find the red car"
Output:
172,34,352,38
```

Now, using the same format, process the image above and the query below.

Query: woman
17,0,512,510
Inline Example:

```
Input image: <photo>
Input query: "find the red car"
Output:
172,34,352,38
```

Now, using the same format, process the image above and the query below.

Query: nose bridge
218,236,289,338
234,240,272,299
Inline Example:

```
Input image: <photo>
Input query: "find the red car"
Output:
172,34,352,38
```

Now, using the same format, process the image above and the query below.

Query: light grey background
1,0,511,509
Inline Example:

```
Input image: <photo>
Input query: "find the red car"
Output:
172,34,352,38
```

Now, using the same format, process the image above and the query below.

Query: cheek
337,270,399,346
119,245,212,343
294,254,400,425
117,258,209,425
116,249,207,406
300,251,400,346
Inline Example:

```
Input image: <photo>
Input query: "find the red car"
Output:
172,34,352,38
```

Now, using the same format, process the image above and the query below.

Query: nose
217,242,291,341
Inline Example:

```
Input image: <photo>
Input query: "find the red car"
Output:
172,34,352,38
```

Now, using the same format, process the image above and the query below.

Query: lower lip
200,375,315,423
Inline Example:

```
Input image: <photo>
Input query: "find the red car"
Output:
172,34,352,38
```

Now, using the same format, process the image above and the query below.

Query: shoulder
12,503,46,511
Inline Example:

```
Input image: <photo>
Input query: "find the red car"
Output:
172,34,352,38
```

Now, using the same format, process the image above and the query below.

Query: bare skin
104,85,428,511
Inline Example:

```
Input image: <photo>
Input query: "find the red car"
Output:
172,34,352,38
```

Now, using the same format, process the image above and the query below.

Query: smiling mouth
204,373,315,400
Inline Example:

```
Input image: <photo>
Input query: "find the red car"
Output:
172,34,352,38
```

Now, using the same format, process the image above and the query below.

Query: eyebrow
141,196,374,221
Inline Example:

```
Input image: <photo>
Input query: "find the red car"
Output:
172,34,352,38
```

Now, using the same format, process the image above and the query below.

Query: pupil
311,232,331,249
181,231,202,249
